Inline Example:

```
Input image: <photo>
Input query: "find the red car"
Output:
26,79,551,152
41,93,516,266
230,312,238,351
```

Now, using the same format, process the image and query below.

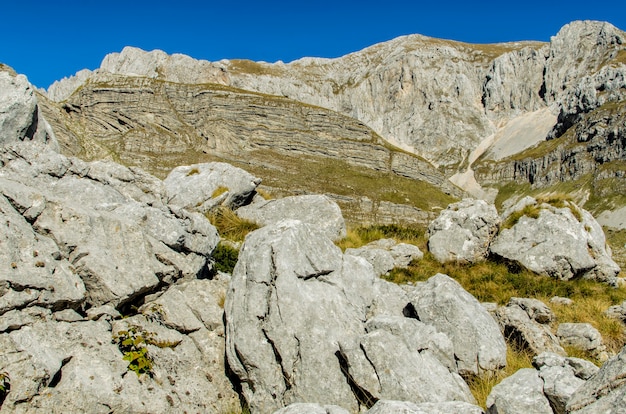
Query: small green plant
0,371,10,405
113,326,154,376
212,242,239,274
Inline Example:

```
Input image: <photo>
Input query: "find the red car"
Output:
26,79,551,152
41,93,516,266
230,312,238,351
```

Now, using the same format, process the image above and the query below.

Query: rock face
345,238,423,277
408,274,507,375
567,345,626,413
495,298,565,356
490,197,621,284
0,65,240,413
236,194,347,241
225,220,478,413
427,198,500,263
0,68,57,150
164,162,262,212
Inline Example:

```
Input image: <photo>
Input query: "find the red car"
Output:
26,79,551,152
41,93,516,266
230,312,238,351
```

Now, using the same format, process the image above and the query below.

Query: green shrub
0,371,10,404
113,326,154,376
213,243,239,274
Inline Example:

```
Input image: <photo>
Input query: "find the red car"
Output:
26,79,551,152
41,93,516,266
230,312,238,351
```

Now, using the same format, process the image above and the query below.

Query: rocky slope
2,63,626,414
43,21,626,227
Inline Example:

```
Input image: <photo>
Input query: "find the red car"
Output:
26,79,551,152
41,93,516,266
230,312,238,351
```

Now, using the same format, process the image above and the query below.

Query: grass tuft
211,186,229,198
207,206,259,242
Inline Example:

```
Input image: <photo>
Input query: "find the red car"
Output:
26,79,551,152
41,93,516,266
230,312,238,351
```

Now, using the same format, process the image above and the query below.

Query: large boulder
533,352,595,414
490,197,620,284
495,298,565,356
427,199,500,264
408,273,507,375
557,323,608,361
0,68,57,149
366,400,484,414
567,345,626,413
236,194,347,241
486,368,553,414
225,220,475,413
164,162,261,212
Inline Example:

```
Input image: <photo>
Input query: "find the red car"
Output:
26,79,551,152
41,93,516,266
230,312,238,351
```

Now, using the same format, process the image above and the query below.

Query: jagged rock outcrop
495,298,565,356
0,64,241,413
236,194,347,241
557,323,608,362
427,198,500,263
408,274,508,375
0,69,57,149
490,197,621,284
566,345,626,413
224,221,481,413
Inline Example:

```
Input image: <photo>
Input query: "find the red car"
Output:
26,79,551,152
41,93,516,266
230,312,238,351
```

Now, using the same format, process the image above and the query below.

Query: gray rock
538,365,586,414
427,199,500,264
551,296,574,306
164,162,261,211
272,403,351,414
532,352,599,380
366,400,485,414
567,345,626,413
495,299,565,356
86,304,121,321
509,297,555,324
345,246,396,276
490,197,620,284
53,309,84,322
408,273,507,375
605,300,626,323
557,322,607,360
346,239,423,276
0,70,57,149
486,368,553,414
236,194,347,241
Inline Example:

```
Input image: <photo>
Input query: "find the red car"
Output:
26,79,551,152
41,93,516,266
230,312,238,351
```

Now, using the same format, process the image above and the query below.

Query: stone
567,345,626,413
272,403,351,414
495,299,565,356
236,194,347,241
164,162,261,211
427,199,500,264
0,69,57,149
605,300,626,323
366,400,485,414
408,273,507,375
490,197,620,284
557,322,607,360
532,352,599,380
225,219,371,413
550,296,574,306
486,368,553,414
346,238,423,277
509,297,555,324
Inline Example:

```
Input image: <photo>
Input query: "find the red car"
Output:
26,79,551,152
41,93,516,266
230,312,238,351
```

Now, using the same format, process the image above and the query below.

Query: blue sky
2,1,625,89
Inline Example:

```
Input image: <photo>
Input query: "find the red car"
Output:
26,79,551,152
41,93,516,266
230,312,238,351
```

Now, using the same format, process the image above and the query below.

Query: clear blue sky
2,1,625,89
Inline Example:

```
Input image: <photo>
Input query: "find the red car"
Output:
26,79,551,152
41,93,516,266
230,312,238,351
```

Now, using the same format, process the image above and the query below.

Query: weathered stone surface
495,299,565,356
490,197,620,284
427,199,500,263
236,194,347,240
486,368,553,414
567,345,626,413
408,273,507,375
509,297,555,324
606,300,626,323
272,403,351,414
164,162,261,211
346,238,423,277
532,352,599,380
0,69,57,149
557,322,607,361
366,399,485,414
226,221,477,413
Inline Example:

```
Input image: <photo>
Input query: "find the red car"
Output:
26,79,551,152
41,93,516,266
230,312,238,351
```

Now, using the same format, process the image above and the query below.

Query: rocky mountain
2,50,626,413
42,20,626,229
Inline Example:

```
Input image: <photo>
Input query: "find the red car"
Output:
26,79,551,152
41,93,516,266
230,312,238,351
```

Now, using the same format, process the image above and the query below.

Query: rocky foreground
1,57,626,414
